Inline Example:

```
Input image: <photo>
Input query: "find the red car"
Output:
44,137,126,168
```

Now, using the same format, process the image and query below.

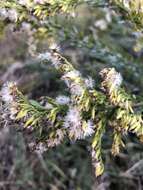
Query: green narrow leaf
24,116,35,127
95,162,104,177
16,109,28,120
29,100,46,110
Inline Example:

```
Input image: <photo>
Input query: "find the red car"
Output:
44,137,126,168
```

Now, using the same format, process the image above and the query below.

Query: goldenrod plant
1,0,143,178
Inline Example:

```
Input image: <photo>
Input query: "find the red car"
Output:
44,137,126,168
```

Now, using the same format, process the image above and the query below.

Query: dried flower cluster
1,0,143,179
1,82,19,120
1,48,143,177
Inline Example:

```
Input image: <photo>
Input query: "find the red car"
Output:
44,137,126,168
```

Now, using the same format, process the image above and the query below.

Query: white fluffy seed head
94,19,107,30
49,43,61,52
1,82,16,103
70,83,84,96
47,129,65,147
63,70,81,79
38,52,61,68
85,77,95,89
83,120,95,137
38,52,52,61
35,142,47,154
123,0,130,10
62,70,84,96
18,0,29,6
0,8,7,19
64,107,80,127
100,68,123,91
45,103,53,109
111,72,123,89
8,9,18,22
64,107,84,140
56,95,70,105
34,0,46,4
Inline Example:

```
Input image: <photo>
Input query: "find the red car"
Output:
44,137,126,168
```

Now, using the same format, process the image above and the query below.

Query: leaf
24,116,35,127
85,98,90,111
95,162,104,177
29,100,45,110
92,136,98,148
92,107,95,119
16,109,28,120
82,120,87,131
31,118,39,126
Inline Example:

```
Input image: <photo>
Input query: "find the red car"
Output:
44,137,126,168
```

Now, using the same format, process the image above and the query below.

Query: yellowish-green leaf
24,116,35,127
95,162,104,177
16,110,28,120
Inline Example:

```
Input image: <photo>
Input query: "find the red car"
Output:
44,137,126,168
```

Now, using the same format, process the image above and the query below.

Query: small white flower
94,19,107,30
50,56,61,68
8,9,18,22
49,43,61,52
1,82,18,120
27,125,34,131
85,77,95,89
45,103,53,109
35,142,47,154
70,83,84,96
106,69,123,91
105,11,112,23
71,11,76,18
91,148,96,158
18,0,28,6
112,72,123,89
63,70,81,79
34,0,46,4
56,95,70,105
38,52,61,68
64,107,80,127
0,8,8,19
84,120,95,137
21,22,31,31
62,70,84,96
1,82,16,103
100,68,123,91
64,107,83,140
56,129,65,139
9,105,18,120
38,52,52,61
132,31,143,38
47,129,65,147
123,0,130,10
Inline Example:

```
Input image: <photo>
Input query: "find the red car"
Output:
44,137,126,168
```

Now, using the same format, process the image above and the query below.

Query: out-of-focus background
1,3,143,190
